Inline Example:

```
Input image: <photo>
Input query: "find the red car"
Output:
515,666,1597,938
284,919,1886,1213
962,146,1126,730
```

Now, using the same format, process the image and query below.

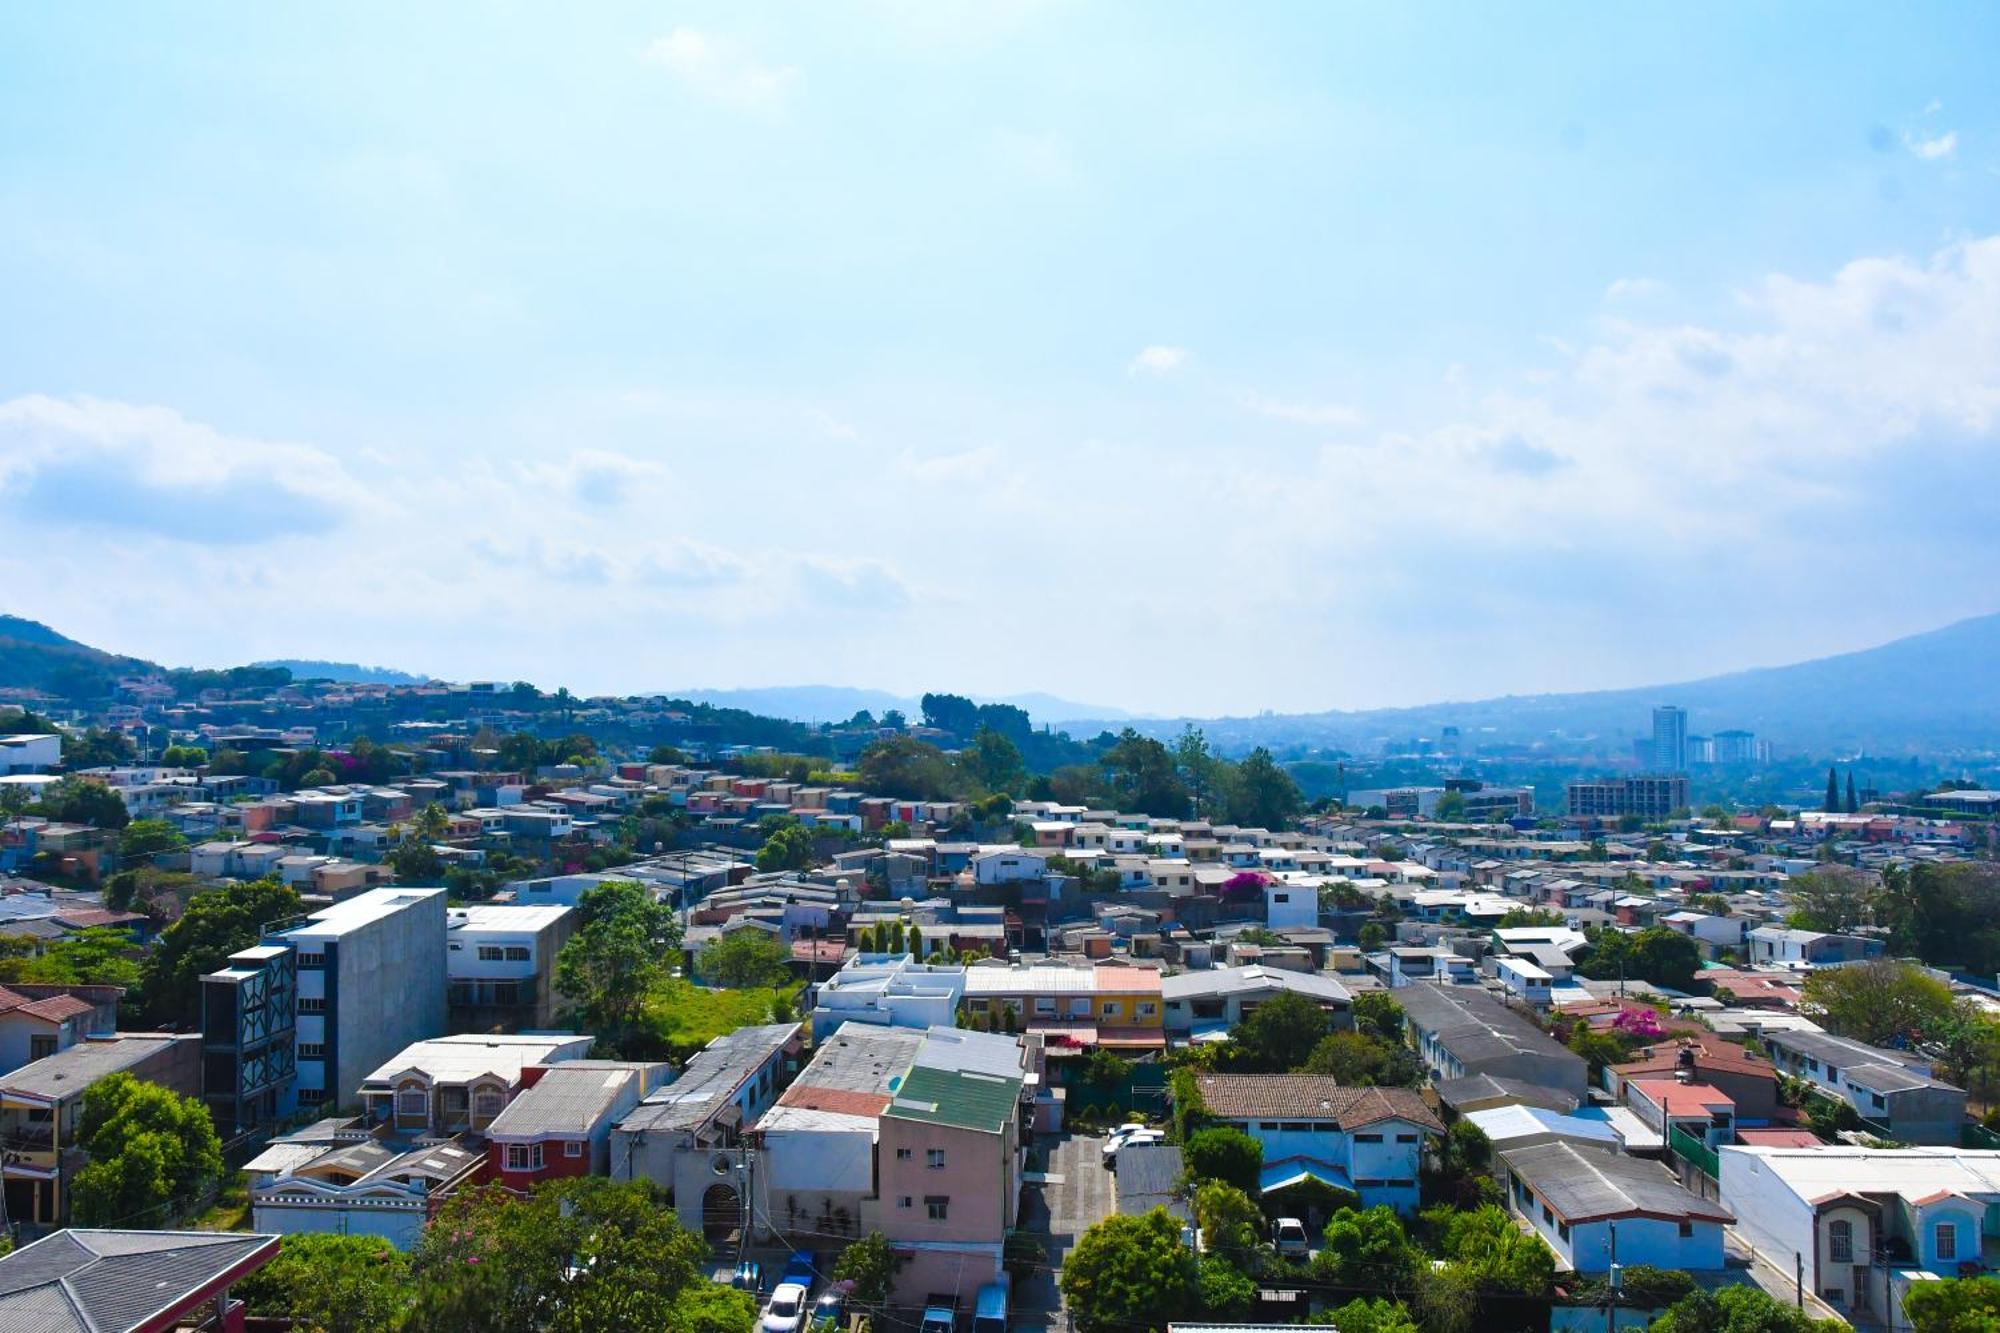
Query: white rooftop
362,1032,591,1088
1719,1146,2000,1200
448,903,573,932
288,887,446,939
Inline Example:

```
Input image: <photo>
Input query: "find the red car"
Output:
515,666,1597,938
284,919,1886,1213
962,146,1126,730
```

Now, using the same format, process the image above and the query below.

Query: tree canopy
137,877,303,1028
1184,1127,1264,1196
553,879,682,1051
71,1073,224,1227
695,929,793,989
1058,1208,1201,1333
1230,990,1334,1072
236,1232,414,1332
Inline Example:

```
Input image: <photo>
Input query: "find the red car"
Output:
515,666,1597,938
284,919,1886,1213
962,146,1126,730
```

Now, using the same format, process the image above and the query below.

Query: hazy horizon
4,4,1998,715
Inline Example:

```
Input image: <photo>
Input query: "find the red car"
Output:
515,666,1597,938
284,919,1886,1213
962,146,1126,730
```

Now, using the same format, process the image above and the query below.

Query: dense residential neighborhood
3,672,2000,1333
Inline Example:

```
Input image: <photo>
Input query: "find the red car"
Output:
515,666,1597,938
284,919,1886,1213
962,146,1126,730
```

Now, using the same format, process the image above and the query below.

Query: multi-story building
358,1032,594,1136
1651,705,1688,772
1761,1029,1966,1143
445,904,576,1031
486,1059,669,1189
1564,775,1690,821
613,1022,802,1238
202,888,448,1131
1711,729,1758,764
806,953,966,1040
0,1033,201,1226
959,963,1165,1054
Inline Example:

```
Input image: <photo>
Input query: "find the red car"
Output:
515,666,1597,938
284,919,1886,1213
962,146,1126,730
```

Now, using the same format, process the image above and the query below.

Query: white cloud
522,449,666,507
1605,276,1669,302
901,445,1002,484
1239,393,1363,428
1904,129,1957,160
642,29,799,117
1129,345,1189,376
0,395,367,543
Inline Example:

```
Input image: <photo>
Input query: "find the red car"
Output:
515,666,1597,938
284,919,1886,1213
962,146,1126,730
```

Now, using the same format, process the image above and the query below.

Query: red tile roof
1628,1079,1735,1117
1194,1074,1443,1134
777,1085,891,1117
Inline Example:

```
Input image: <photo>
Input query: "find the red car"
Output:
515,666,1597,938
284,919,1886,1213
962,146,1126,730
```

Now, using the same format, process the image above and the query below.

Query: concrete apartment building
445,903,576,1032
1564,775,1690,821
0,1033,201,1226
202,888,448,1131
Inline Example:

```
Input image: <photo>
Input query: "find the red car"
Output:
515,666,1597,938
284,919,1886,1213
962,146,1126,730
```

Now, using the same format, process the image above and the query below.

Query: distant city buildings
1651,705,1689,772
1565,774,1690,820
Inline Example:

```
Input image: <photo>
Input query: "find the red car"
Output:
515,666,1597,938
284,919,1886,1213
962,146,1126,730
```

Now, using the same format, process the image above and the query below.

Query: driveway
1016,1133,1117,1331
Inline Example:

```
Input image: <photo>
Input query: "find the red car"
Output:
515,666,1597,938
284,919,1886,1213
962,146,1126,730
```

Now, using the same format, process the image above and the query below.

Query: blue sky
3,3,1998,716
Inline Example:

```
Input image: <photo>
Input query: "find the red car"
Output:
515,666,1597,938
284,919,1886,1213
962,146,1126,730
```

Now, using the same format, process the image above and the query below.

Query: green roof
882,1064,1021,1134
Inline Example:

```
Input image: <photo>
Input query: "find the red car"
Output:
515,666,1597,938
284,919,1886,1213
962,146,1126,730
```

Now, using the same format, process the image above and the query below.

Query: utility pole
1795,1250,1804,1310
1605,1222,1620,1333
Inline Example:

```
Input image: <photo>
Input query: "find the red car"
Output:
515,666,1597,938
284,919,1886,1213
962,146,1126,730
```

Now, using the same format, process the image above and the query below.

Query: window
297,951,326,968
1034,998,1055,1015
565,1141,583,1158
29,1035,57,1061
1678,1221,1694,1239
1138,1002,1157,1017
1258,1122,1280,1132
506,1144,544,1172
1542,1206,1554,1224
297,996,326,1014
1101,1001,1119,1017
1558,1222,1570,1241
899,1196,913,1209
927,1148,946,1169
1937,1223,1958,1262
397,1088,428,1117
298,1042,326,1059
478,946,505,962
1395,1133,1419,1144
1829,1220,1853,1264
926,1196,949,1221
299,1088,326,1106
1355,1133,1384,1144
896,1148,913,1160
506,946,531,961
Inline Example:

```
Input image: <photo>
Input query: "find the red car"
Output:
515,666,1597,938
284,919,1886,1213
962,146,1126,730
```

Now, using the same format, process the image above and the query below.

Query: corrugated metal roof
882,1064,1021,1134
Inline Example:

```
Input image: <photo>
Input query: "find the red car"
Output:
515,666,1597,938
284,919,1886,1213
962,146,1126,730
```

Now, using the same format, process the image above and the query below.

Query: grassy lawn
645,978,801,1052
190,1174,251,1232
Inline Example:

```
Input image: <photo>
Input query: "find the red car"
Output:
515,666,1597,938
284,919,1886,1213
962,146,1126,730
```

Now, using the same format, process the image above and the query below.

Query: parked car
813,1279,856,1327
732,1261,764,1293
1103,1127,1166,1168
920,1296,958,1333
763,1282,812,1333
1274,1217,1311,1259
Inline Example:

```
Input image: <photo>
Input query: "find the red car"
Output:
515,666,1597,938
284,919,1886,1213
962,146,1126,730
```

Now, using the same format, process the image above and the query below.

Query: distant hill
666,685,1131,729
252,659,430,685
1069,611,2000,755
0,615,157,699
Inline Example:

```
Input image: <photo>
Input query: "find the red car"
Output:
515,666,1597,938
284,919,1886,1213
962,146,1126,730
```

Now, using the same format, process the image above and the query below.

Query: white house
1720,1146,2000,1327
0,734,61,775
1160,966,1352,1042
1264,882,1317,931
1499,1141,1731,1274
1194,1074,1442,1215
806,953,967,1039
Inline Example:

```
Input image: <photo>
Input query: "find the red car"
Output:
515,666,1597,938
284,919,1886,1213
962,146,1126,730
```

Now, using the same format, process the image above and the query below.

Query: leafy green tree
235,1231,414,1332
1196,1255,1257,1320
695,930,793,989
1424,1204,1553,1296
1783,866,1876,933
1352,991,1406,1043
62,727,137,769
1359,921,1388,951
1231,990,1332,1071
856,736,962,801
1058,1208,1200,1333
668,1282,758,1333
1651,1283,1846,1332
0,926,142,987
1193,1181,1263,1267
1577,925,1700,991
755,822,817,872
118,818,186,859
1496,907,1563,928
553,880,682,1049
1800,958,1954,1048
647,744,688,765
1433,790,1467,821
1310,1297,1419,1332
1225,748,1304,829
137,877,303,1028
960,726,1028,795
1100,729,1192,818
831,1230,901,1306
1904,1274,2000,1332
1302,1031,1422,1087
1313,1206,1421,1293
71,1073,224,1226
407,1178,710,1333
37,775,130,829
1185,1127,1264,1195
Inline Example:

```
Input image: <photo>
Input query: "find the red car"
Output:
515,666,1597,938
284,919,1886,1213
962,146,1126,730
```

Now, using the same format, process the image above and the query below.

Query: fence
1668,1125,1720,1179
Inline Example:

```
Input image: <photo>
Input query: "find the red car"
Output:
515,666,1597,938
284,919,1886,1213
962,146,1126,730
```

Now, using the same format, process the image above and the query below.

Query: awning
1030,1025,1098,1051
1098,1027,1167,1050
1259,1158,1352,1195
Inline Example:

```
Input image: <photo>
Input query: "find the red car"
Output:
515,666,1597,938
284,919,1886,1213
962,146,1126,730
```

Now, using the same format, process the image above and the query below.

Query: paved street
1015,1133,1116,1332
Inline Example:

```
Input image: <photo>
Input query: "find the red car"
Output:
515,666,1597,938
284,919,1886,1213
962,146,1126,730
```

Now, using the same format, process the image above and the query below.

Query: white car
1274,1217,1311,1259
1103,1127,1166,1167
763,1282,811,1333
